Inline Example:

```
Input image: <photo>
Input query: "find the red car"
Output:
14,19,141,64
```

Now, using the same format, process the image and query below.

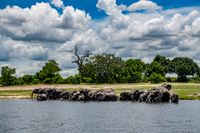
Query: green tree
82,54,124,83
149,73,166,83
170,57,199,82
36,60,61,83
65,74,81,84
153,55,170,74
145,61,165,77
1,66,16,86
123,59,146,83
22,75,39,85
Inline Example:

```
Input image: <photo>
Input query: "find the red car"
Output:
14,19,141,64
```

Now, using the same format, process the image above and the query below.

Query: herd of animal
31,84,179,103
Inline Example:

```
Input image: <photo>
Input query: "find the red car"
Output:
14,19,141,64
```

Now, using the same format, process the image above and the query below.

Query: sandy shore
0,96,31,99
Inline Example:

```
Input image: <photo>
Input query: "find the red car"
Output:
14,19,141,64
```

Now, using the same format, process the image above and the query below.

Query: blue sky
0,0,200,19
0,0,200,76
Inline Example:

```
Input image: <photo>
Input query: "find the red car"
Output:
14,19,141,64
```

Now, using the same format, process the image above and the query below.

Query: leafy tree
36,60,61,83
82,54,124,83
22,75,39,85
1,66,16,86
65,74,81,84
123,59,146,83
51,75,64,84
145,61,165,77
13,77,24,85
149,73,166,83
170,57,199,82
153,55,170,74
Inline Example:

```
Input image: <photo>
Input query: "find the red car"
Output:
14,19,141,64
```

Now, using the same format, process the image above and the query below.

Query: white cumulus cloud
128,0,162,12
0,0,200,77
51,0,64,8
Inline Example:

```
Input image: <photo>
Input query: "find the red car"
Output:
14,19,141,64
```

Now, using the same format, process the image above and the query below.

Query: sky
0,0,200,77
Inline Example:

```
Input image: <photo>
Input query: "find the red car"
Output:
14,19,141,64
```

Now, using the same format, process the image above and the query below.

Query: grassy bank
0,83,200,100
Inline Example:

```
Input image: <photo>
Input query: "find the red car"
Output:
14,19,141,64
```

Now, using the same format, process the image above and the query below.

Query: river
0,100,199,133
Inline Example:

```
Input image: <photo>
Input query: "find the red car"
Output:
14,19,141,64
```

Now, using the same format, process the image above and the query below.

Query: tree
123,59,146,83
82,54,124,83
1,66,16,86
22,75,39,85
36,60,61,83
170,57,199,82
153,55,170,74
145,61,165,77
72,45,91,77
65,74,81,84
149,73,166,83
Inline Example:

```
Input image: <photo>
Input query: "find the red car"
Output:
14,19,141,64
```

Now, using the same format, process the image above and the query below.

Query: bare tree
72,45,91,76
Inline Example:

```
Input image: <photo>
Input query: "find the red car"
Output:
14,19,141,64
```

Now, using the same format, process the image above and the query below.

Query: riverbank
0,83,200,100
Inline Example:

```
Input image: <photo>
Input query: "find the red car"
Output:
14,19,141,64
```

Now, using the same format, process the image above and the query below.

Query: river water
0,100,200,133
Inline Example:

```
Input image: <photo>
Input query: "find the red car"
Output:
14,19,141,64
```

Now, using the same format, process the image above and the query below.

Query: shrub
149,73,166,83
82,77,94,83
65,75,81,84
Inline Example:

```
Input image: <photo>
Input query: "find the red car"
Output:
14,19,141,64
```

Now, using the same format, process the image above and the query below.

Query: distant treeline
1,53,200,86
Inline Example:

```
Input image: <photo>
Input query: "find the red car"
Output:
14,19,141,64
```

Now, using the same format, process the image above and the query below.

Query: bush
82,77,94,83
52,75,64,84
123,72,143,83
149,73,166,83
131,72,142,83
22,75,36,85
1,66,16,86
65,75,81,84
13,77,24,85
166,77,177,82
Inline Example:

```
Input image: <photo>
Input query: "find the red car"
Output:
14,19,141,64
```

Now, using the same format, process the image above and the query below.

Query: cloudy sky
0,0,200,77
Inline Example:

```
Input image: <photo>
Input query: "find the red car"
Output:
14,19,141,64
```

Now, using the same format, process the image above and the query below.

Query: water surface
0,100,199,133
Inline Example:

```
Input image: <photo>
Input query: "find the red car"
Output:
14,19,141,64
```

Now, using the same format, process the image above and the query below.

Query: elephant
79,89,92,101
170,93,179,103
80,89,91,96
99,88,118,101
153,91,163,103
46,88,57,100
31,88,47,99
32,88,63,100
93,92,106,101
77,94,86,101
146,92,155,103
152,84,172,91
37,94,47,101
31,85,179,103
161,84,172,91
138,91,148,102
86,88,118,101
161,91,170,102
151,91,163,103
130,90,142,101
31,88,40,99
119,92,131,101
70,91,80,101
104,94,118,101
59,91,70,100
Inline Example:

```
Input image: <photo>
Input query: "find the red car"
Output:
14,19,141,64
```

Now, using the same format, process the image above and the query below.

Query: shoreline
0,83,200,100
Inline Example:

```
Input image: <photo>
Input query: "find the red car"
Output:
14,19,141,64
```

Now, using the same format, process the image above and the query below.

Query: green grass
1,83,200,100
0,90,32,97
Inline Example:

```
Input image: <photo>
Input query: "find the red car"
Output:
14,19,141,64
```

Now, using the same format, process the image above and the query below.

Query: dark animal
170,93,179,103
